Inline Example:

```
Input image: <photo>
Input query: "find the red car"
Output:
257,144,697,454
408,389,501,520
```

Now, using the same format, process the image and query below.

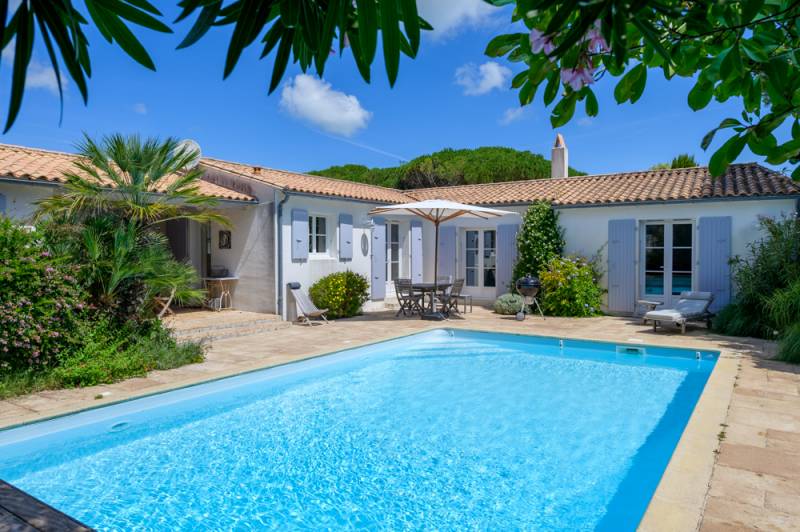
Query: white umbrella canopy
369,199,514,223
368,199,517,319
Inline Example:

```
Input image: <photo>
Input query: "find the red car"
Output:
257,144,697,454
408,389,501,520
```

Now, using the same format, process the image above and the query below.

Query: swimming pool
0,329,717,530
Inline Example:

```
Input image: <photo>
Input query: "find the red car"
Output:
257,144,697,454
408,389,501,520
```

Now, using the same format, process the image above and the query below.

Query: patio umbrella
369,199,516,319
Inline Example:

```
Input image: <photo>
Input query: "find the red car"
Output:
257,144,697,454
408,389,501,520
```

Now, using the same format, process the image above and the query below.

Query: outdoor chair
288,282,329,326
643,291,715,333
443,278,471,315
395,278,423,317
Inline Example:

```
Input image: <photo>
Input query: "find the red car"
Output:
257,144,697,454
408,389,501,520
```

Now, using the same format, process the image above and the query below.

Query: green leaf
511,69,528,89
4,2,33,133
614,64,646,104
741,39,768,63
399,0,420,54
629,64,647,103
688,80,713,111
741,0,765,22
543,70,559,106
380,0,400,86
268,27,294,93
89,4,157,70
519,80,536,105
550,94,576,128
485,33,524,57
356,0,378,65
584,89,598,116
177,2,222,49
709,133,747,177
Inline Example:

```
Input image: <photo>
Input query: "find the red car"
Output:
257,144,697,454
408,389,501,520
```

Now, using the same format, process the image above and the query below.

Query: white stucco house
1,137,798,320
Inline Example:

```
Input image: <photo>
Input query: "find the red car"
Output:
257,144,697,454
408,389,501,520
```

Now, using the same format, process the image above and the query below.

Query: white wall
202,167,277,314
0,181,56,220
280,194,380,318
420,199,798,305
557,198,797,304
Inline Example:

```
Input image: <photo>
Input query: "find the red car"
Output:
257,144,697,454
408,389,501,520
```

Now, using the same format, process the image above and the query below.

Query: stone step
170,316,291,343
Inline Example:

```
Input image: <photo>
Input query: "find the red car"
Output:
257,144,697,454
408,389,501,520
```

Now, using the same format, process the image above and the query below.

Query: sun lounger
643,291,714,333
288,282,329,325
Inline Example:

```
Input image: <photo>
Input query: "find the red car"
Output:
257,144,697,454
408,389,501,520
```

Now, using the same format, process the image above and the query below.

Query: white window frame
308,214,330,256
463,228,497,294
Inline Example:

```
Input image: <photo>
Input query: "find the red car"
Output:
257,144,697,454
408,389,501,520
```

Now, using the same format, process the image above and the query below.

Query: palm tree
36,134,227,319
37,133,229,228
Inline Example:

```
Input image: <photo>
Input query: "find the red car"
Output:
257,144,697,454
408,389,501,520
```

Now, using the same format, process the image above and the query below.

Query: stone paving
0,308,798,531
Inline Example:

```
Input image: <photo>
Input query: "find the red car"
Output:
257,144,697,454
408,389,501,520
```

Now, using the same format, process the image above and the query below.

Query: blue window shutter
437,225,457,280
698,216,732,312
0,193,5,214
496,223,520,297
339,213,353,261
371,217,386,299
608,219,636,314
410,220,423,283
291,209,308,261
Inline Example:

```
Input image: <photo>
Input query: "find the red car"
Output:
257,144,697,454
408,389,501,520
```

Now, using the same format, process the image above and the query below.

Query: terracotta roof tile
201,158,412,204
0,143,256,202
406,164,800,206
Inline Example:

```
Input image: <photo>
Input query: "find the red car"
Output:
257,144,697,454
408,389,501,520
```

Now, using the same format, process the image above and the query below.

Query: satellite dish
175,139,202,169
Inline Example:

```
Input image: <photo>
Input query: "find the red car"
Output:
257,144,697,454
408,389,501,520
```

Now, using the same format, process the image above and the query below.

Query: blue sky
0,1,769,176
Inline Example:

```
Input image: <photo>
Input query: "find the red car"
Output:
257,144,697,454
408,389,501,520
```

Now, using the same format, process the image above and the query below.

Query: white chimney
551,133,568,178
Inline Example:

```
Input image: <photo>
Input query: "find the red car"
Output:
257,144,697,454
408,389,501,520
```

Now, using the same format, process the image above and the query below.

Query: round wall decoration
360,233,369,257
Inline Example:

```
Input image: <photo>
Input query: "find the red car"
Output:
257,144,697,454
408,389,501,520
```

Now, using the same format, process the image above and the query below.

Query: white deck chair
643,291,715,333
288,282,329,325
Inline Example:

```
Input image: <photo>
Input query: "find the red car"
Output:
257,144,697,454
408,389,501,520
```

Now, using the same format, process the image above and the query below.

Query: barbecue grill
515,276,544,320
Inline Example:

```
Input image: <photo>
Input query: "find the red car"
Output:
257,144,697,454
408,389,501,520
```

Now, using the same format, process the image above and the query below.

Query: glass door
464,229,496,296
644,224,665,297
642,221,694,304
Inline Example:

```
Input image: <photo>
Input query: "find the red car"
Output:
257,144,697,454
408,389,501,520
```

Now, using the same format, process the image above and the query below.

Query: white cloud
578,117,594,127
418,0,498,39
280,74,371,137
2,41,64,95
455,61,511,96
133,103,148,115
499,107,526,125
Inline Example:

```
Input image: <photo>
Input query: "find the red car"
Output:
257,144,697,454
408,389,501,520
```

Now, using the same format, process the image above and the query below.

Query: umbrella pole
423,221,445,321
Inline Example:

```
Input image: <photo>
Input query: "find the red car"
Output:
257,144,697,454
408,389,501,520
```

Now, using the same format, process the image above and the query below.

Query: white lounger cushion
644,292,713,323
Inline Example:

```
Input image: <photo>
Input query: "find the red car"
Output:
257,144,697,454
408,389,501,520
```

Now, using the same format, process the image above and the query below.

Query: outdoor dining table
411,282,452,315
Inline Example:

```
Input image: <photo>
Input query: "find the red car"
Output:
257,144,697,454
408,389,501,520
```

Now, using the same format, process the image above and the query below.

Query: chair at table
443,279,472,315
395,278,423,317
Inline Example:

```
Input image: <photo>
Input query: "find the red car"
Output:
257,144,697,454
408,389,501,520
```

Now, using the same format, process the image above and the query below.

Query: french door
643,221,694,304
464,229,496,297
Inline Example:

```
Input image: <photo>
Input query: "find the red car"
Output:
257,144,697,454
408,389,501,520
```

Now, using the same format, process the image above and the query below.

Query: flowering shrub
512,201,565,284
309,271,369,319
539,255,603,317
493,293,525,315
0,218,87,371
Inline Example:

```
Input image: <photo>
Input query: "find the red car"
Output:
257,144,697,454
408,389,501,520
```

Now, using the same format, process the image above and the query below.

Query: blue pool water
0,330,717,531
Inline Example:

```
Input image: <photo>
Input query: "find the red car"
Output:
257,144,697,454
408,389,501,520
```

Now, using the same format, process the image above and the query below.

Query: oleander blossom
560,65,596,90
529,28,555,56
585,22,609,53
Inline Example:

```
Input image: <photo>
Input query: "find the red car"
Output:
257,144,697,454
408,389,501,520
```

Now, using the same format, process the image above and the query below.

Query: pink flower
529,29,555,56
560,65,595,90
585,21,609,53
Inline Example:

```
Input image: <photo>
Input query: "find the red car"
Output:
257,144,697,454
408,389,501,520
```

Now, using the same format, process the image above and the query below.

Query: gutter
275,190,291,319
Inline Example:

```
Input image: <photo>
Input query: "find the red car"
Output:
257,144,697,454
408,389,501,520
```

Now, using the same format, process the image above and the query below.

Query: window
483,230,496,288
308,215,328,254
386,223,400,281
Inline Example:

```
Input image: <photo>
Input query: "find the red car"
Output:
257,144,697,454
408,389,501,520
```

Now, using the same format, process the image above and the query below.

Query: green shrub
777,322,800,363
309,271,369,319
713,303,769,338
539,255,603,317
513,202,565,285
493,293,524,315
0,317,205,395
0,218,88,370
